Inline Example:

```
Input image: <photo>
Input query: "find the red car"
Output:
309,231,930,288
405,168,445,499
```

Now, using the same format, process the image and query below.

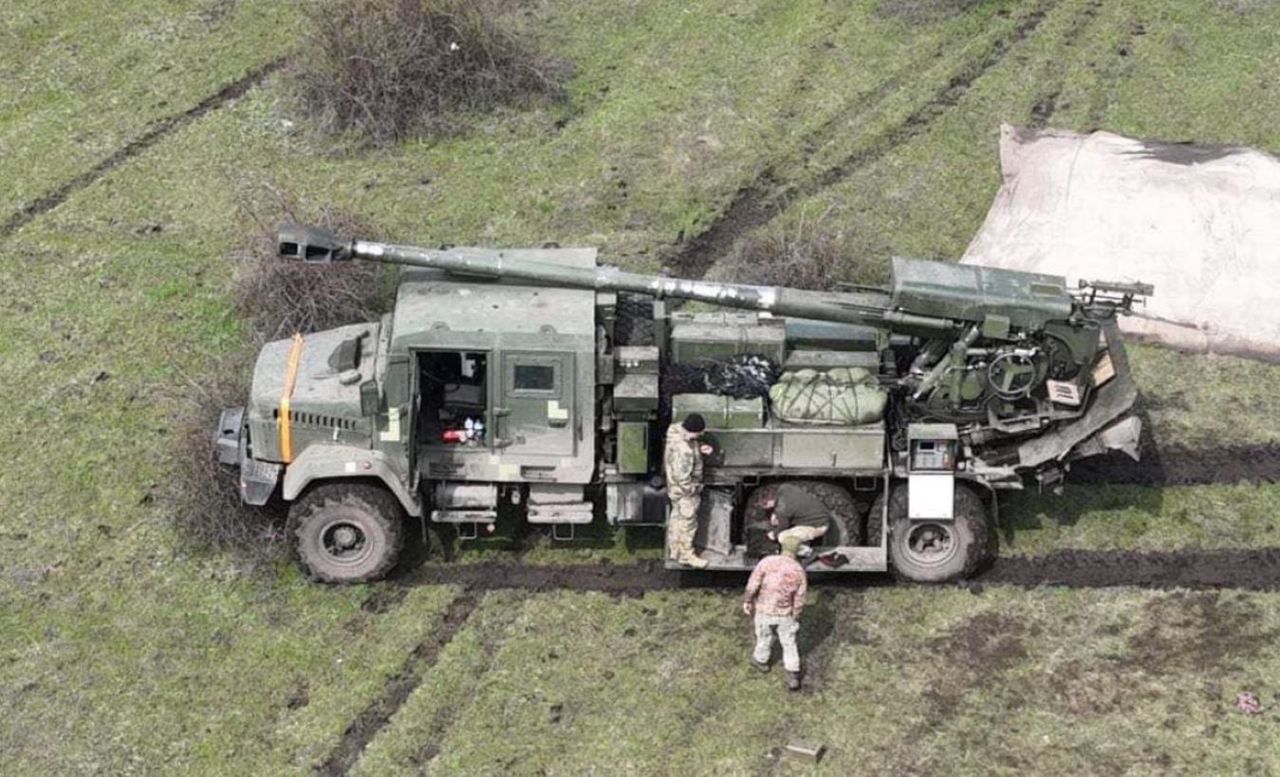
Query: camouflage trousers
753,613,801,672
777,524,827,546
667,494,700,560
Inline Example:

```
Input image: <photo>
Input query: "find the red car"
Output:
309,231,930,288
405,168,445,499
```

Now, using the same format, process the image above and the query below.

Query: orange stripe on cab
278,332,305,463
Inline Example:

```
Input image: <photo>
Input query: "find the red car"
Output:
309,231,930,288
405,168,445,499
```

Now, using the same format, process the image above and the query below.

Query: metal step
430,509,497,524
665,544,888,572
527,503,594,525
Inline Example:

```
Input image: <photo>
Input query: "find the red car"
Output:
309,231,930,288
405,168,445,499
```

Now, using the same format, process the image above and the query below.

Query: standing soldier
743,534,808,691
664,413,711,568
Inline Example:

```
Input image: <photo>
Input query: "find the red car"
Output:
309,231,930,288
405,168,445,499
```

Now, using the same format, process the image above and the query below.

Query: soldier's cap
683,413,706,433
780,535,802,557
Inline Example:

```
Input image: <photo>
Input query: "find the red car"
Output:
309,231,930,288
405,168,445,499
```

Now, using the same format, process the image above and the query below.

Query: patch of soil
1123,591,1280,674
797,592,874,691
399,559,699,598
318,591,481,777
1,58,284,238
920,612,1030,720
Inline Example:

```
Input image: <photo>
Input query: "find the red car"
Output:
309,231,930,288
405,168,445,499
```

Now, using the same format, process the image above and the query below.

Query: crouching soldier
743,535,808,691
763,482,832,560
664,413,712,568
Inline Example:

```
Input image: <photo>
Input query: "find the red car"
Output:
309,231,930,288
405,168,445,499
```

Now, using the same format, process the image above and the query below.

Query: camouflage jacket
744,554,808,617
663,423,703,499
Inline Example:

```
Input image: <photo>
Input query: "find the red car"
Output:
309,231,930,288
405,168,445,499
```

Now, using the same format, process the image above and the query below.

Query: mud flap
693,488,734,556
1069,415,1143,462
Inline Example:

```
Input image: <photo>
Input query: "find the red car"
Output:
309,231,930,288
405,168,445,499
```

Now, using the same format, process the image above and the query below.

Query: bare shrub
164,356,289,568
716,208,850,291
164,184,392,564
231,181,391,341
291,0,563,143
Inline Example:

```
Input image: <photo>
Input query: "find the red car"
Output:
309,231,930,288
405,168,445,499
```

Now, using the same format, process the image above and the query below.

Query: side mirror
359,379,380,416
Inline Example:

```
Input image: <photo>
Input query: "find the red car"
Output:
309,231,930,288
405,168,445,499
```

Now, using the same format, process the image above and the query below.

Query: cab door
497,352,575,457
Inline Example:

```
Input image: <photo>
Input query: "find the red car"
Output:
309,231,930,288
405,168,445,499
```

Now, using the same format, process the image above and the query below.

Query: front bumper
215,406,281,506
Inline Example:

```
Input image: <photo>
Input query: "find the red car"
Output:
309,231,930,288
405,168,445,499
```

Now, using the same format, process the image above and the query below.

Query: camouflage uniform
744,551,808,673
664,422,705,565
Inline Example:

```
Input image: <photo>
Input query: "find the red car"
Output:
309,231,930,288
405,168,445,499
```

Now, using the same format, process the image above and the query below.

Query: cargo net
769,367,888,426
659,353,780,420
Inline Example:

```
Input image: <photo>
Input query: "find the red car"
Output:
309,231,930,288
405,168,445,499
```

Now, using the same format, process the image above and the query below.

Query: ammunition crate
671,393,764,429
616,421,650,474
670,321,785,364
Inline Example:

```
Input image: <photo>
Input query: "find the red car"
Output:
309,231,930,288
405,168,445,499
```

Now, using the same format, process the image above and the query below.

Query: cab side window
514,364,555,393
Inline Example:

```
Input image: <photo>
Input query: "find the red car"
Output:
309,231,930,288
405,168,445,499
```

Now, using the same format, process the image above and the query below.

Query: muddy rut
666,0,1064,278
318,592,482,776
389,549,1280,595
0,58,285,239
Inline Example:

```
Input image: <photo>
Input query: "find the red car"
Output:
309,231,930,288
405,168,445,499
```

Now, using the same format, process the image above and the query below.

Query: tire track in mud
0,58,285,240
318,591,481,777
667,0,1064,279
976,548,1280,590
332,545,1280,765
388,548,1280,595
1067,444,1280,486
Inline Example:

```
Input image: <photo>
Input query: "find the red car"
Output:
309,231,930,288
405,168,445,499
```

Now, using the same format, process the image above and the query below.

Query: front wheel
289,482,405,583
871,484,993,583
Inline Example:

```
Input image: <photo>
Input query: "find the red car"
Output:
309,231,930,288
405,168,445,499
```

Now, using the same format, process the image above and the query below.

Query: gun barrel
280,224,960,334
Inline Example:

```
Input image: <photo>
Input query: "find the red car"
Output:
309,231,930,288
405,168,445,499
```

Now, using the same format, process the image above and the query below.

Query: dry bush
716,209,850,291
165,184,392,563
165,357,289,568
231,182,391,341
291,0,563,143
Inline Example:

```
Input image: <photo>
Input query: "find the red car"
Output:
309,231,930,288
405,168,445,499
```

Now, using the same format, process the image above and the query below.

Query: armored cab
216,225,1150,584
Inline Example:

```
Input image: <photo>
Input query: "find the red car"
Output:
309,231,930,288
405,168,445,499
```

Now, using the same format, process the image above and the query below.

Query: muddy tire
289,482,405,584
615,294,655,347
743,481,861,547
873,484,990,583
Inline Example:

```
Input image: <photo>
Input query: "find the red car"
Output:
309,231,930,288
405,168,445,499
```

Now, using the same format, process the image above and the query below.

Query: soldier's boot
679,552,709,569
786,670,802,692
750,658,771,673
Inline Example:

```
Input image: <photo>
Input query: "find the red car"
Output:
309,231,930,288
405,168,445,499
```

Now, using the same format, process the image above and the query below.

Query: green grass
3,0,1280,772
1002,483,1280,556
0,0,295,216
352,586,1280,774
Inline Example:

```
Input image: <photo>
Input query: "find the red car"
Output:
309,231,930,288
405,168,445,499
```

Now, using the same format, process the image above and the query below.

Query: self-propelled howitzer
214,224,1151,585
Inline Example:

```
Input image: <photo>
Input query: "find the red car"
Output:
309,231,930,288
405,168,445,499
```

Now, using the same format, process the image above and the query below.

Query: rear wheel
289,482,405,583
871,484,992,583
743,481,861,549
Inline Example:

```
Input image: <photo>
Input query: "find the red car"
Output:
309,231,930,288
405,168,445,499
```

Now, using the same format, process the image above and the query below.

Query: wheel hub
333,526,359,549
322,521,369,562
905,522,956,566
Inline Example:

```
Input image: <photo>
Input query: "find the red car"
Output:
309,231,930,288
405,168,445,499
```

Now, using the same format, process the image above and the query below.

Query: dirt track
390,548,1280,595
0,58,284,239
1067,444,1280,486
319,592,481,777
666,0,1064,279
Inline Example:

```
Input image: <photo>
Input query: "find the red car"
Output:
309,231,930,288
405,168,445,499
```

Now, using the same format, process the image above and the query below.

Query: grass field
3,0,1280,773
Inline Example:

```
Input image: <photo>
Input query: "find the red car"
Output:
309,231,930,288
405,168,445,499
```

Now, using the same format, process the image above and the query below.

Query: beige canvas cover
963,124,1280,362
